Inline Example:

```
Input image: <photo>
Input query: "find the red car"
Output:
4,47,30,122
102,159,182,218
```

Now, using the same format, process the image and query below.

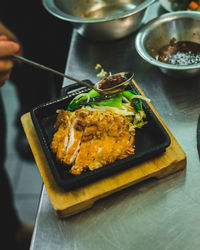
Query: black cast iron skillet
31,82,171,190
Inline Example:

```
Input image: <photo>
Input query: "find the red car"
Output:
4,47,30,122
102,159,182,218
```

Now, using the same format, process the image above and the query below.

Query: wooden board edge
55,157,186,218
21,81,187,219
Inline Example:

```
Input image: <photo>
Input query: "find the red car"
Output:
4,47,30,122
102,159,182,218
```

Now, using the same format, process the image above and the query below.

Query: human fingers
0,35,23,61
0,40,16,85
0,40,20,58
0,59,14,85
0,35,8,41
0,58,14,73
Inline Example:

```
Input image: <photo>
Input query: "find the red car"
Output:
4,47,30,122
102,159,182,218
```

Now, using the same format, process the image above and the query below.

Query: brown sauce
156,38,200,66
98,74,126,89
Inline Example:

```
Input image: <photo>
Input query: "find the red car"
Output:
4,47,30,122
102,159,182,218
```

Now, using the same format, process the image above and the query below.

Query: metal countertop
30,3,200,250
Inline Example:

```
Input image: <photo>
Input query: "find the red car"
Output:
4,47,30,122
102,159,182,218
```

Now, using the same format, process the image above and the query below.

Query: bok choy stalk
67,90,123,111
67,89,150,115
122,90,150,126
122,90,150,113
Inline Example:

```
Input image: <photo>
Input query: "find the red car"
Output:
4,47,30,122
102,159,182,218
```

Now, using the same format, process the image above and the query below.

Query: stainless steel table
30,3,200,250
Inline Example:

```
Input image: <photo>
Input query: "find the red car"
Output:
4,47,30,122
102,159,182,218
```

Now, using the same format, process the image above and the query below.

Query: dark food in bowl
156,38,200,65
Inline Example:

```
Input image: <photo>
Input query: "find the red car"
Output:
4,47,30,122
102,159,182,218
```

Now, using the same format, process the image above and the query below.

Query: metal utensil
13,55,134,94
13,54,100,92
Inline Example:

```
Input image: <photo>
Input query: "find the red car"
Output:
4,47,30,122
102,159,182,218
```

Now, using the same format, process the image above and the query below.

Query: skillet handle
61,80,93,97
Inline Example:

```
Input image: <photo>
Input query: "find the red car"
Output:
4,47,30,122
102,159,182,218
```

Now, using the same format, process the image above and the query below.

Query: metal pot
135,11,200,78
42,0,155,41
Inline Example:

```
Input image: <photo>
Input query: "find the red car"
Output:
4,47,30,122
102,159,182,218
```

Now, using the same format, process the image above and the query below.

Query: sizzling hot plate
31,83,171,190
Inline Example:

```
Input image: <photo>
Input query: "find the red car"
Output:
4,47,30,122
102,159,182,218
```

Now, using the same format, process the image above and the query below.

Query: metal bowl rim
42,0,155,23
135,11,200,70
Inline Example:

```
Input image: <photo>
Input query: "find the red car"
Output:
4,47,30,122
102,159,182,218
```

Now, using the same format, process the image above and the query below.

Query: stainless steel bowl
135,11,200,78
42,0,155,41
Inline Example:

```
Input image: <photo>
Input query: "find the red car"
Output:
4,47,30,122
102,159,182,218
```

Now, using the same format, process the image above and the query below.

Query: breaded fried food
50,108,135,175
50,110,71,160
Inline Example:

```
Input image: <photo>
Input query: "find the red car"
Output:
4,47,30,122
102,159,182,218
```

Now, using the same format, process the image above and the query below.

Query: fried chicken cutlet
51,108,135,175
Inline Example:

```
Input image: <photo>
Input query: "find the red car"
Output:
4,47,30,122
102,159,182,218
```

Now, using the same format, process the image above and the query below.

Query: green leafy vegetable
122,90,143,113
122,90,138,99
67,92,122,111
67,89,148,116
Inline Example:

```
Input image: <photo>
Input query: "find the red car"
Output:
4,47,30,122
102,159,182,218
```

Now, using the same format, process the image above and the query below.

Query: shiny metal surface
42,0,155,41
135,11,200,78
31,3,200,250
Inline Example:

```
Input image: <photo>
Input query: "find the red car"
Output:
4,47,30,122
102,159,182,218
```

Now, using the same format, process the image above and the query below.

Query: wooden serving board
21,81,186,218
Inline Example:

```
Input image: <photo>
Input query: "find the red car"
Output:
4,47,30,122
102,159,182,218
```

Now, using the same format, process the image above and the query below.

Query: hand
0,35,20,87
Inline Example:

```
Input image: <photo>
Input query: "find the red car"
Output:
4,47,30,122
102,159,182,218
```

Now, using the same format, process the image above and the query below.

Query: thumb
0,41,20,58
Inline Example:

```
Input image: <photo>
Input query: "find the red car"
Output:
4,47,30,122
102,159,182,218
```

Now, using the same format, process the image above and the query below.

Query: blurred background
1,80,42,223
